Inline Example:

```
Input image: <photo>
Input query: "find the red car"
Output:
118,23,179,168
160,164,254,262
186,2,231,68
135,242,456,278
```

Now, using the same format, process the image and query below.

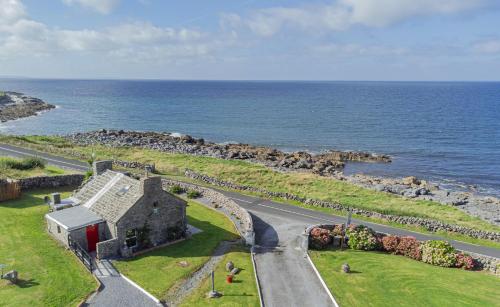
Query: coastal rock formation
340,173,500,225
0,91,55,122
66,129,391,176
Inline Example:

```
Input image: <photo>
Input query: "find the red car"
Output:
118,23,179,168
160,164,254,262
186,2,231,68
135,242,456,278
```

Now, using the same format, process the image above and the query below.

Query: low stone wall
161,178,255,246
96,238,120,259
18,174,85,191
305,224,500,274
184,170,500,242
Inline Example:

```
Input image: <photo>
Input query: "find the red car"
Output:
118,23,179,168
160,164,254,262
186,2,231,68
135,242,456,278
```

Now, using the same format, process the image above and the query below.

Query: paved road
221,190,500,259
0,143,88,171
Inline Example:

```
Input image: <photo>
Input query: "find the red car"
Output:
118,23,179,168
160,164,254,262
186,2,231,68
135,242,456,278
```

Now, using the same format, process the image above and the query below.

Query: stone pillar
93,160,113,176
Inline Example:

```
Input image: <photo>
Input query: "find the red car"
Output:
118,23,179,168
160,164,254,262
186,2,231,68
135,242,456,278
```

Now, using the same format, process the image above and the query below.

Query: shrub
421,240,456,267
332,224,345,236
84,170,93,180
170,185,184,194
456,253,475,270
346,225,377,251
396,236,421,260
0,157,46,170
310,227,332,249
382,235,400,253
186,190,201,199
21,157,46,169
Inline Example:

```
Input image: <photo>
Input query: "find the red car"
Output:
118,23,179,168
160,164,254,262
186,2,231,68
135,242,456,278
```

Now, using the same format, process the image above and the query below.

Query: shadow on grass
14,278,40,288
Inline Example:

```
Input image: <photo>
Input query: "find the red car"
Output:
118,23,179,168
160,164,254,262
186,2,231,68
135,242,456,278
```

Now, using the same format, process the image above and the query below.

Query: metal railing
68,235,94,272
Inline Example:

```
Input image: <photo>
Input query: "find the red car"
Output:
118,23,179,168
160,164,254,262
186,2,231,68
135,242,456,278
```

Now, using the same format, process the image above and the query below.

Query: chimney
140,176,162,195
93,160,113,176
52,193,61,205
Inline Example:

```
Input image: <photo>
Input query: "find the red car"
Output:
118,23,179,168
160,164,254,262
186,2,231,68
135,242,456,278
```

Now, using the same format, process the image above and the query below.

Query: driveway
84,259,160,307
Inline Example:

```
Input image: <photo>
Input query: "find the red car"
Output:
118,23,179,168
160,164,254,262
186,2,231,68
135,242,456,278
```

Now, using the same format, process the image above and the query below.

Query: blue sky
1,0,500,80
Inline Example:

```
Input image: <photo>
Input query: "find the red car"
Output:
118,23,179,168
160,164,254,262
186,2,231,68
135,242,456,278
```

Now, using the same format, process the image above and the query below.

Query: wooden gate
0,179,21,202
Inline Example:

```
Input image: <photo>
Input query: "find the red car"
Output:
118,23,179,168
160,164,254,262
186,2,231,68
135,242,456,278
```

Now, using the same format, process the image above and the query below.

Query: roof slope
73,170,143,224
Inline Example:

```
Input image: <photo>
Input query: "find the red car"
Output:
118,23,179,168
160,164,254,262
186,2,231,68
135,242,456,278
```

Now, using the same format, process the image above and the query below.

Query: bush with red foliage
310,227,332,249
456,253,475,270
396,236,421,260
382,235,400,254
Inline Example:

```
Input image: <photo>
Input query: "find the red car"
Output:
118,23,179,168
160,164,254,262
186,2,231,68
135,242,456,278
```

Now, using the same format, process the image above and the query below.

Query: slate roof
73,170,144,224
46,206,104,231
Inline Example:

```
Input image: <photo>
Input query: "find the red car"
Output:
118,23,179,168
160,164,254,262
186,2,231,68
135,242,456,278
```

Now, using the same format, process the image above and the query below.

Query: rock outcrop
66,129,391,176
0,91,55,122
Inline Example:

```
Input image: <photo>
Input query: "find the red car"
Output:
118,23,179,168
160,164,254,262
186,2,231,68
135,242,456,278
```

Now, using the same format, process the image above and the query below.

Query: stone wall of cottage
19,174,85,191
96,238,120,259
114,178,187,255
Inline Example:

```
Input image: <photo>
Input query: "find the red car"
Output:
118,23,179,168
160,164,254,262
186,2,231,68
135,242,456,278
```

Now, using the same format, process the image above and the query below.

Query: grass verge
180,245,259,307
309,249,500,307
113,200,240,300
0,189,97,306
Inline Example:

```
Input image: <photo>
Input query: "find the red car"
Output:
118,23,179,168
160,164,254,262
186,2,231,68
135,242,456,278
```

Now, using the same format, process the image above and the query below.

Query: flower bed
307,224,486,271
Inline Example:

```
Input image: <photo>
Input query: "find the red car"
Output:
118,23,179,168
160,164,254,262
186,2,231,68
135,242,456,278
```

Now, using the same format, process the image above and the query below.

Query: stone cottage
45,161,187,259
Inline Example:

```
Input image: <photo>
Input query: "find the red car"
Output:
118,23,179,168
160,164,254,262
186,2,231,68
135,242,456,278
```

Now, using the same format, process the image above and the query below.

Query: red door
86,224,99,252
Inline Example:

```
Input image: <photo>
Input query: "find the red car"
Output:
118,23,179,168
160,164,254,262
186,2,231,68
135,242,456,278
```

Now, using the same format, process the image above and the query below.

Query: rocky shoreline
67,129,391,176
0,91,55,122
66,129,499,226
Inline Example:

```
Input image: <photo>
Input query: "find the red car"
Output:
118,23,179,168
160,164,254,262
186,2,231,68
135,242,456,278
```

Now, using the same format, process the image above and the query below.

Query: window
57,225,61,233
153,202,159,214
125,229,137,248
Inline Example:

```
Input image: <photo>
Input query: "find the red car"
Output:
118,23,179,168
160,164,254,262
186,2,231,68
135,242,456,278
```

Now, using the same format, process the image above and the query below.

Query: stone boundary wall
18,174,85,191
161,178,255,246
96,238,119,259
184,170,500,242
305,224,499,274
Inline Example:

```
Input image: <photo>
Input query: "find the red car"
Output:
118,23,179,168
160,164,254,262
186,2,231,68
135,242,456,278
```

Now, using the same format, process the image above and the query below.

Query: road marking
0,145,87,170
230,196,254,204
254,203,336,223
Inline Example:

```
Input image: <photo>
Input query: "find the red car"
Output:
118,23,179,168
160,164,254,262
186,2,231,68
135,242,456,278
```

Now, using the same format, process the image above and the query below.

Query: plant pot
226,275,233,283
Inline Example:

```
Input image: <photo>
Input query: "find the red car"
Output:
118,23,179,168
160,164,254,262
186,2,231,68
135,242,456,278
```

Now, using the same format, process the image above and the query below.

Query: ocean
1,79,499,196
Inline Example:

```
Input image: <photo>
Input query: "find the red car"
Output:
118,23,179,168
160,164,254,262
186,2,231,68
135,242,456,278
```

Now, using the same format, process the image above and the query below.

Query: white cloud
0,1,216,61
472,40,500,54
62,0,120,14
228,0,490,37
0,0,26,24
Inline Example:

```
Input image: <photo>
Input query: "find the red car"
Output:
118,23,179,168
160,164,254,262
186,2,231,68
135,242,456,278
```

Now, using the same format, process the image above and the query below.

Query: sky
1,0,500,80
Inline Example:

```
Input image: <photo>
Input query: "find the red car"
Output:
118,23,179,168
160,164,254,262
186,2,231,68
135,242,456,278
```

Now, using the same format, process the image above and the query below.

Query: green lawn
309,249,500,307
0,156,71,179
1,135,499,244
180,245,260,307
0,189,97,307
113,200,241,301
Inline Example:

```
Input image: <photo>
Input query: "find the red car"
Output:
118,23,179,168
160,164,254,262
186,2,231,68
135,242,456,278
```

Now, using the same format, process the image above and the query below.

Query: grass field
113,200,241,301
1,135,499,244
180,245,260,307
309,249,500,307
0,189,97,306
0,156,70,179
